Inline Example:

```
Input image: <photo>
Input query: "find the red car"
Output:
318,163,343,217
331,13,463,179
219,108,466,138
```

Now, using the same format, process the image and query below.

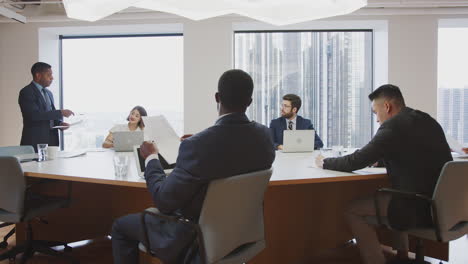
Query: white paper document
445,134,465,155
52,119,83,129
142,116,180,164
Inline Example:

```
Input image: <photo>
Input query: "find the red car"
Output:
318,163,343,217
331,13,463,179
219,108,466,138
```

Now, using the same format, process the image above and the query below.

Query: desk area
18,150,446,263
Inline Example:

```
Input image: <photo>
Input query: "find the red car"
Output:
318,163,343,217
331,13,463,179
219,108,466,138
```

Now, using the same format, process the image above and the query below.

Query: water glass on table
331,145,344,157
37,144,48,161
113,155,129,178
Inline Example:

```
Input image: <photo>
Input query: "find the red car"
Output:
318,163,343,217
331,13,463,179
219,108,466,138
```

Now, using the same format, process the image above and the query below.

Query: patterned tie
288,120,293,130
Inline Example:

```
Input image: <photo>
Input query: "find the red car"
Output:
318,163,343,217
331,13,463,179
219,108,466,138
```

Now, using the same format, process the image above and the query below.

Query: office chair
0,145,35,249
139,168,273,264
0,156,77,264
374,161,468,264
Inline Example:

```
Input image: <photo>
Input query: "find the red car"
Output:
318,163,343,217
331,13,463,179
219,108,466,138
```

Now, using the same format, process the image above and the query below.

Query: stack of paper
142,116,180,164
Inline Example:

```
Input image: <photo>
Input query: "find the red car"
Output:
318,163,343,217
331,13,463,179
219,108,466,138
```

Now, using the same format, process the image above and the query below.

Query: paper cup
48,146,60,160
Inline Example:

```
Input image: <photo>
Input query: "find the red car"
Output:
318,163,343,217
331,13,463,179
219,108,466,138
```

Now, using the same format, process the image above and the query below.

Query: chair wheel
0,241,8,248
64,245,72,252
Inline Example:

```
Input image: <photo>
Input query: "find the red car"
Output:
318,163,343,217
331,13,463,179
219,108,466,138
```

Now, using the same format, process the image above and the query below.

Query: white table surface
21,150,388,187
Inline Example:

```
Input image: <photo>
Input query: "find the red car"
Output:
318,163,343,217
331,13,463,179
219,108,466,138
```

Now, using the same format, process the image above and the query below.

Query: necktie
42,88,54,129
288,120,293,130
42,88,52,111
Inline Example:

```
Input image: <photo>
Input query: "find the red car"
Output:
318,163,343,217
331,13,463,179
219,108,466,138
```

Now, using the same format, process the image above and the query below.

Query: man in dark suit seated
269,94,323,150
316,84,452,264
18,62,74,151
111,69,276,264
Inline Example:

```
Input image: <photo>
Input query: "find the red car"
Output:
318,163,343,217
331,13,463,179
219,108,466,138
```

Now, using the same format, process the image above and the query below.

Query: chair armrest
26,179,73,207
373,188,432,226
377,188,432,201
26,178,56,190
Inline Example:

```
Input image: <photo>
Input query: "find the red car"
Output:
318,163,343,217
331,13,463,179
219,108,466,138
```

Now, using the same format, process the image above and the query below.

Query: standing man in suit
269,94,323,150
316,84,452,264
111,69,276,264
18,62,74,151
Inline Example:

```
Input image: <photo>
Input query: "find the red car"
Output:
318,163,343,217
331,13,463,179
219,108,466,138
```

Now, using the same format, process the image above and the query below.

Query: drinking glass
113,155,129,178
37,144,48,162
319,148,334,158
332,145,344,157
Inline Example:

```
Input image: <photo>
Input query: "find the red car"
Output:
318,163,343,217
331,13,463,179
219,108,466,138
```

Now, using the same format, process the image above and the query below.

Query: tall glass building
235,31,373,148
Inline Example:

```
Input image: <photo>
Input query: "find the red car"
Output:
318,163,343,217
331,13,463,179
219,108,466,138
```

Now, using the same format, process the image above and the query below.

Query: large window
60,34,183,150
438,27,468,146
234,30,373,148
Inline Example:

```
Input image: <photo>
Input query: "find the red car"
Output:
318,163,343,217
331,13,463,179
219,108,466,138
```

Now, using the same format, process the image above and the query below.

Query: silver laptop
113,131,144,152
282,130,315,153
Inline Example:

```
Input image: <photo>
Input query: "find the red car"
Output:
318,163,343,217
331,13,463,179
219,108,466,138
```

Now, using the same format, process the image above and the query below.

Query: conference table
18,150,448,263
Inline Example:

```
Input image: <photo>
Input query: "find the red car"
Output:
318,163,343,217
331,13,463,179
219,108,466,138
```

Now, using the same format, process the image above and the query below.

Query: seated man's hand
140,141,159,160
463,148,468,154
60,122,70,130
315,154,324,169
180,134,193,141
277,145,283,150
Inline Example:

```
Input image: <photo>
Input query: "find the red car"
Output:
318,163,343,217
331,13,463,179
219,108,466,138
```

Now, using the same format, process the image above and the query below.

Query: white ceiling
2,0,468,23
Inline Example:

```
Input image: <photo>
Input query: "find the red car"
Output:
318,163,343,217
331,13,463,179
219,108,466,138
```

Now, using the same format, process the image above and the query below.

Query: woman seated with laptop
102,106,147,148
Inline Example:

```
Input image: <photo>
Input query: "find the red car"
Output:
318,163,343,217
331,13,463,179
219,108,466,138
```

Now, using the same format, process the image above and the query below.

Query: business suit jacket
144,112,275,263
323,107,452,230
269,115,324,149
18,82,63,151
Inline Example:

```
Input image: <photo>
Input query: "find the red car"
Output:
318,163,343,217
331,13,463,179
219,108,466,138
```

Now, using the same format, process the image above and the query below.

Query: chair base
0,239,78,264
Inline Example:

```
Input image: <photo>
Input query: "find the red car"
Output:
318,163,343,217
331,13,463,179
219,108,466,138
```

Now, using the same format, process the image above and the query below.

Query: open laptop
113,131,144,152
282,130,315,153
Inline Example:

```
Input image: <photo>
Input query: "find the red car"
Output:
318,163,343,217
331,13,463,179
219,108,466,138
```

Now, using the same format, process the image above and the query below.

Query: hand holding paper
142,115,180,165
140,141,159,160
445,134,465,155
52,119,83,129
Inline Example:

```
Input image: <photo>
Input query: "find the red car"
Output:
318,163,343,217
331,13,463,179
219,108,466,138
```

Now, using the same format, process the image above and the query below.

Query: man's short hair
283,94,302,112
368,84,406,107
218,69,253,110
31,62,52,77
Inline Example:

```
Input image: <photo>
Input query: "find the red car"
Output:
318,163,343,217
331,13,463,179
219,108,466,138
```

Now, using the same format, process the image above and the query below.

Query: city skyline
235,31,373,148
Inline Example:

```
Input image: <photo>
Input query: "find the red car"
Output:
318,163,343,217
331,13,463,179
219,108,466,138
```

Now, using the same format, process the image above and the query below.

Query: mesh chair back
198,169,272,263
432,161,468,241
0,157,25,215
0,146,34,156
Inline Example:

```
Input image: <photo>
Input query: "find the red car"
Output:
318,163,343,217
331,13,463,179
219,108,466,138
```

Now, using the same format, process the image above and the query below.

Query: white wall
0,13,460,146
388,16,438,117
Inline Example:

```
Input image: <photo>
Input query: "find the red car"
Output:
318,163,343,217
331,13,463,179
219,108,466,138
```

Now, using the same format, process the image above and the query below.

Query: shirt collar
216,112,234,122
32,81,44,92
287,116,297,124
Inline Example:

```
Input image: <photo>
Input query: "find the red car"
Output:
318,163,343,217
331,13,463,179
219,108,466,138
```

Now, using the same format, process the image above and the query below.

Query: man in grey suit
316,84,452,264
111,69,276,264
18,62,74,151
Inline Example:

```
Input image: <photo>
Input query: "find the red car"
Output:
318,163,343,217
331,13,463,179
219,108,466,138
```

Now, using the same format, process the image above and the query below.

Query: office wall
0,14,459,146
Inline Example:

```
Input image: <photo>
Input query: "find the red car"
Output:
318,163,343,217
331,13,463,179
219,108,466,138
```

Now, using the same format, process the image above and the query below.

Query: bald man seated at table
111,69,275,264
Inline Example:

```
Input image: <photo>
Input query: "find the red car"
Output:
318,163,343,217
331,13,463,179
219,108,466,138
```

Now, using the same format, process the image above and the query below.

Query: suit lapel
296,116,303,129
280,117,287,130
29,82,48,111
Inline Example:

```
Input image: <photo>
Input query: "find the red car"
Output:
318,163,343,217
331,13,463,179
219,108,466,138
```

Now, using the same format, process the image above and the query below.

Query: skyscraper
235,31,373,148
